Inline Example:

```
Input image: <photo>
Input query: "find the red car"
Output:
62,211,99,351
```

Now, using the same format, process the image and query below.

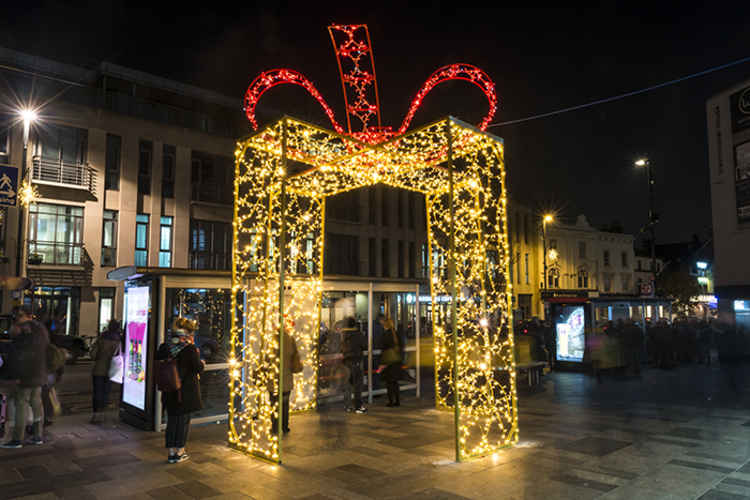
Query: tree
656,270,703,317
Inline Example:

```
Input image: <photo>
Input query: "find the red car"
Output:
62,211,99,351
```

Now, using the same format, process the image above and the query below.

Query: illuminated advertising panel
556,305,585,363
123,285,149,410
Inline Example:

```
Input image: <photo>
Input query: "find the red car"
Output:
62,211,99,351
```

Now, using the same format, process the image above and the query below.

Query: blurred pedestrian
156,317,204,463
271,317,300,434
2,306,49,448
90,319,122,423
380,318,402,406
342,317,367,414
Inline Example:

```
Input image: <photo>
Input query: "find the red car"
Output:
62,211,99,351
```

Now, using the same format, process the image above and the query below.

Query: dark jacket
10,320,50,387
156,342,204,415
91,336,121,377
342,328,366,363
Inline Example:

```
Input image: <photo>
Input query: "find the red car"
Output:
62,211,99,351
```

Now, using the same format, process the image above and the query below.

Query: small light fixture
696,261,708,270
634,158,648,167
543,214,554,223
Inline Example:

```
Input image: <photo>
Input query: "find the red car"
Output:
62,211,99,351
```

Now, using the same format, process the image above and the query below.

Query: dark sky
3,2,750,245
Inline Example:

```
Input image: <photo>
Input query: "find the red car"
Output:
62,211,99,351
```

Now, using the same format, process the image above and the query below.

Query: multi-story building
507,200,542,320
0,47,434,341
0,47,246,338
543,214,636,296
707,79,750,328
539,214,670,327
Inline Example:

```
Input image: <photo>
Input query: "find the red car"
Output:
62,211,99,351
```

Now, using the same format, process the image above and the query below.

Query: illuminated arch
229,116,517,464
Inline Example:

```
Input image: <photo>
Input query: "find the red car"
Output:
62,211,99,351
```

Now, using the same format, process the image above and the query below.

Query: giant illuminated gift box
227,24,518,464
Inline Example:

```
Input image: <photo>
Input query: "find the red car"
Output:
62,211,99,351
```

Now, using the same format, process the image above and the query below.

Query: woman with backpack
156,317,204,464
89,319,123,424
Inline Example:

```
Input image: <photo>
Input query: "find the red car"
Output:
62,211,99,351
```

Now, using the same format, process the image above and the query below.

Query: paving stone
558,436,632,457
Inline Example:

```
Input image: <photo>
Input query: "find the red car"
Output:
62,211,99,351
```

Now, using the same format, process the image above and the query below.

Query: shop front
108,267,426,430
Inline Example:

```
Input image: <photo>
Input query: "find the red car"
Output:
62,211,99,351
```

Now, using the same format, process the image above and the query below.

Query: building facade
0,47,434,339
507,200,542,320
543,215,636,296
707,79,750,328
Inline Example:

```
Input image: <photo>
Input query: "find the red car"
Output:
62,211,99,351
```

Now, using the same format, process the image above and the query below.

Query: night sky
3,3,750,245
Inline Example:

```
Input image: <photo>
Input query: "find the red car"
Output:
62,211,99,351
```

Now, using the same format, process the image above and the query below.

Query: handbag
108,345,124,383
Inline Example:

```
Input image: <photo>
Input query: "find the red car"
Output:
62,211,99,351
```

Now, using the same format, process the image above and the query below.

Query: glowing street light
634,155,657,287
15,107,40,279
542,213,555,295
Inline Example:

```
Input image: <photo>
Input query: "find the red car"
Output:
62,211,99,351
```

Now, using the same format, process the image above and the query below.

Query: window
621,274,631,292
421,243,428,278
98,288,115,333
368,238,376,276
162,144,175,198
516,252,520,284
101,210,117,267
327,190,360,222
381,187,389,226
105,134,121,190
135,214,149,266
408,193,416,229
0,119,8,157
159,216,173,267
28,203,84,265
578,241,586,258
523,214,529,244
190,219,231,270
35,123,87,165
515,212,521,242
409,241,416,278
524,253,529,284
324,233,359,275
547,268,560,288
382,238,390,277
398,191,404,228
398,240,405,277
735,141,750,223
549,239,557,249
621,251,628,268
603,274,612,292
368,188,376,224
603,250,611,267
578,268,589,288
191,151,232,204
138,140,152,195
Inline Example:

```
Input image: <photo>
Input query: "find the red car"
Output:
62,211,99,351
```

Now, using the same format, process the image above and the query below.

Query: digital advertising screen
555,305,585,363
123,285,150,410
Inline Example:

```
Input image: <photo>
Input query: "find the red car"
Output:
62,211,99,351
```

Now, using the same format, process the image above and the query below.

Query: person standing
2,306,49,448
90,319,122,423
381,317,402,407
272,321,300,434
156,317,204,463
341,317,367,414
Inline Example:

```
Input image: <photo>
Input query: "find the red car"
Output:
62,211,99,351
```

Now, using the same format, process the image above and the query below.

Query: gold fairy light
229,115,517,463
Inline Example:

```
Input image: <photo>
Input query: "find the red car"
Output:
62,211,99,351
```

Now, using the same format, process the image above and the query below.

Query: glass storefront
164,287,231,421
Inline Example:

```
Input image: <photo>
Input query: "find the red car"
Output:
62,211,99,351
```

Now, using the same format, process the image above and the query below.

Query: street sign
0,165,18,207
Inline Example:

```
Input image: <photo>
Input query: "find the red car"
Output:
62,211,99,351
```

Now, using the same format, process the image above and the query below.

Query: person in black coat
156,317,205,463
2,306,49,448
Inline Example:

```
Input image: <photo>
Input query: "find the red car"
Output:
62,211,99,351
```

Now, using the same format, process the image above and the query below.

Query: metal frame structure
229,115,517,463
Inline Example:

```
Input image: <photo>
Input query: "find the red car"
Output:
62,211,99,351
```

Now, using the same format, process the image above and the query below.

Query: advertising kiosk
120,275,158,430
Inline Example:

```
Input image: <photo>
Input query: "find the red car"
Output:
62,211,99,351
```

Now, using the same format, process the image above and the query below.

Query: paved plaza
2,364,750,499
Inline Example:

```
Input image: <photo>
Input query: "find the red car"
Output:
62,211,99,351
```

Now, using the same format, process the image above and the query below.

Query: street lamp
542,213,554,289
634,157,656,290
15,108,38,280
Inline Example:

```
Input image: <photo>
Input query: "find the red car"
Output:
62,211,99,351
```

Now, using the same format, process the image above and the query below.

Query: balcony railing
28,241,84,266
32,156,96,194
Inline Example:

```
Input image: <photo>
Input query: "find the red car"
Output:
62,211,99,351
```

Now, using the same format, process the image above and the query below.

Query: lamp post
635,157,656,291
542,214,554,290
541,214,554,318
15,109,37,280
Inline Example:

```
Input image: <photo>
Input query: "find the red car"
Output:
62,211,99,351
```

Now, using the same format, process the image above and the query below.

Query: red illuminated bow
243,25,498,144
